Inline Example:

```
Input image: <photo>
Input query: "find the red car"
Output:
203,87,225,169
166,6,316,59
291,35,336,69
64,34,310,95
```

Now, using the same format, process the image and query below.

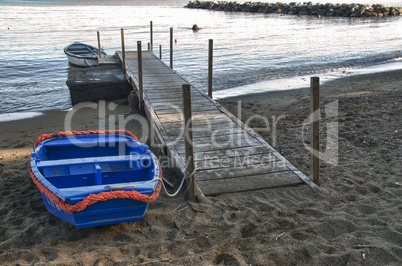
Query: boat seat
42,137,131,147
68,46,89,50
36,154,152,168
70,51,94,55
68,49,89,52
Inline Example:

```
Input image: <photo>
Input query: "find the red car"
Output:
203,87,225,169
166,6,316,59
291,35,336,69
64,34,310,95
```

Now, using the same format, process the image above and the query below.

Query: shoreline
218,68,402,113
1,60,401,122
186,1,402,17
213,60,402,99
0,69,401,264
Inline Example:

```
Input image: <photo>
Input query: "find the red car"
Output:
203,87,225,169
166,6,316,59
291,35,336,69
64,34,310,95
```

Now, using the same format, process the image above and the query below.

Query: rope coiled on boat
33,129,139,149
29,130,162,214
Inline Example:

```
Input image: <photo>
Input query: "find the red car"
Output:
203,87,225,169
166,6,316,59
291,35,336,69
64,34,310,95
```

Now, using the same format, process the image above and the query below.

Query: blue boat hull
40,192,149,228
30,132,160,229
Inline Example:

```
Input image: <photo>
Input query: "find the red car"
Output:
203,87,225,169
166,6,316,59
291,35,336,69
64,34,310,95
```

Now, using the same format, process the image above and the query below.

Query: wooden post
148,42,150,51
150,21,153,51
182,84,195,199
208,39,213,98
170,27,173,69
121,28,126,73
159,45,162,60
97,31,102,59
310,77,320,186
137,41,144,109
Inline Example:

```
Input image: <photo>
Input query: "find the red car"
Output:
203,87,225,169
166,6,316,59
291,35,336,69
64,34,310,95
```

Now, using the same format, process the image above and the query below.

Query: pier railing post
121,28,126,73
170,27,173,69
97,31,102,60
208,39,213,98
159,45,162,60
182,84,195,199
150,21,153,51
137,41,144,109
310,77,320,186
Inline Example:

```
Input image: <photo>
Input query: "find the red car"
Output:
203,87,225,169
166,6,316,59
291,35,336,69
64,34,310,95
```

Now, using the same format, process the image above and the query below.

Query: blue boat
29,130,161,229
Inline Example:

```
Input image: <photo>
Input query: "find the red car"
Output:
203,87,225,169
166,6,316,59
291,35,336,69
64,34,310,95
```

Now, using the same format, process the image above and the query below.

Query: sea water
0,0,401,115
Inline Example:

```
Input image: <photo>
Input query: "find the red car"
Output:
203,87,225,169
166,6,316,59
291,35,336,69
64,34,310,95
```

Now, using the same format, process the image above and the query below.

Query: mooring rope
161,167,197,197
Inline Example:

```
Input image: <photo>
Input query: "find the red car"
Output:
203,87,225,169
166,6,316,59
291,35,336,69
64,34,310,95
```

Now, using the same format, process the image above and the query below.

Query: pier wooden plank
152,102,217,113
193,152,277,171
195,160,289,181
168,138,265,156
160,125,246,139
172,132,262,148
116,50,317,196
145,96,208,104
160,121,245,137
197,172,304,196
190,145,270,159
145,89,202,96
157,111,228,124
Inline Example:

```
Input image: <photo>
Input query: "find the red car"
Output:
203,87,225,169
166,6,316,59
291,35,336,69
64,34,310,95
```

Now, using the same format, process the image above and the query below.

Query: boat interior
33,135,155,189
66,43,106,57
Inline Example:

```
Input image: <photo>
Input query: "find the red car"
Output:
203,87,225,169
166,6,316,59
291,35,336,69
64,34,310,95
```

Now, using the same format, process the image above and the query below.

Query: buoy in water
192,24,200,31
175,39,178,43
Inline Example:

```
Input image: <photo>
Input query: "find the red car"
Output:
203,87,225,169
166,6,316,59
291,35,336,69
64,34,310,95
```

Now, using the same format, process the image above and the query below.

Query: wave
203,50,402,92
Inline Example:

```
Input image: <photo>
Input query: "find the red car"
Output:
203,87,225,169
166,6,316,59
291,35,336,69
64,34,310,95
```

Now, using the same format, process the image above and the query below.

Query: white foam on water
0,112,44,123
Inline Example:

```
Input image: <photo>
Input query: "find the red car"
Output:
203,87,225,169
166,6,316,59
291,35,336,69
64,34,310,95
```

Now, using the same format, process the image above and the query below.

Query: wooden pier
116,50,318,196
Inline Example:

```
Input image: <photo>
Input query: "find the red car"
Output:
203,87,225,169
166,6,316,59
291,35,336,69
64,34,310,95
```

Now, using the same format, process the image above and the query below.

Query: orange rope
34,129,139,149
30,130,162,214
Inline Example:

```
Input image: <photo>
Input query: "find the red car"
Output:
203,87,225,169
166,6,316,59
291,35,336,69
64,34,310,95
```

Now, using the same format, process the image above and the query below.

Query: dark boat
64,42,106,67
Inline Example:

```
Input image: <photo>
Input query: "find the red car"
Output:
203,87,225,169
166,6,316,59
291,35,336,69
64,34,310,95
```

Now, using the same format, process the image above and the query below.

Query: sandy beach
0,70,401,265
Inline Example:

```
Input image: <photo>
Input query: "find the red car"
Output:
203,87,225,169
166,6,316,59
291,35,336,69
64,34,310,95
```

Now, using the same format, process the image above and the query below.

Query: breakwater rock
185,1,402,17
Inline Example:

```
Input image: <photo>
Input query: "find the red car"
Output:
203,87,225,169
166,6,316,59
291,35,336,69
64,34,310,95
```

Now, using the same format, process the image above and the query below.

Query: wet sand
0,70,401,264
